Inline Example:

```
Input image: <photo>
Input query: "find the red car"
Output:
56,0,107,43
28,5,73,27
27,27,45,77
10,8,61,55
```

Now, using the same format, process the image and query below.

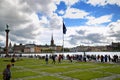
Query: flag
63,22,67,34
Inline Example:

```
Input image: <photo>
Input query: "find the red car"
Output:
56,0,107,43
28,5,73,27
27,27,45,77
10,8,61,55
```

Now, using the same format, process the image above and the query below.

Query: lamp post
5,25,10,57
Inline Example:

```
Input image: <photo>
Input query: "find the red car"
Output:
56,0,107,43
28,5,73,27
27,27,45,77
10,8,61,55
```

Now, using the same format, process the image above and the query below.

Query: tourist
68,55,72,63
45,54,48,64
52,55,56,64
3,64,11,80
58,54,62,63
83,55,87,62
105,55,107,62
101,55,104,62
97,55,100,62
108,55,111,62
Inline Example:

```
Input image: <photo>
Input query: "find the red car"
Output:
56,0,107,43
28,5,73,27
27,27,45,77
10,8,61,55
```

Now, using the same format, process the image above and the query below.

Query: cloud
108,20,120,41
0,36,5,47
0,41,5,47
64,8,89,19
108,0,120,6
86,15,112,26
0,0,62,46
87,0,107,6
64,26,109,47
76,30,86,35
69,35,80,45
69,32,106,46
86,33,105,43
64,0,80,7
49,13,62,30
0,0,31,31
19,0,57,16
58,10,65,15
87,0,120,6
108,20,120,32
54,0,80,7
0,0,75,48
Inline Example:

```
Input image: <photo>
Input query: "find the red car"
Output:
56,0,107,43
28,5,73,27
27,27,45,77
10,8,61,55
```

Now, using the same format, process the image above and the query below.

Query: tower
50,34,55,46
9,42,12,53
5,25,10,57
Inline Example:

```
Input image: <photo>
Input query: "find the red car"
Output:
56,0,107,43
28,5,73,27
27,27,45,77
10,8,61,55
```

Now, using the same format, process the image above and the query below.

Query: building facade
12,34,62,53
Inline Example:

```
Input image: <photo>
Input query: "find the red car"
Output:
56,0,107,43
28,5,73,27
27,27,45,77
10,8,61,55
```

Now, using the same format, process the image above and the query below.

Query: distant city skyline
0,0,120,48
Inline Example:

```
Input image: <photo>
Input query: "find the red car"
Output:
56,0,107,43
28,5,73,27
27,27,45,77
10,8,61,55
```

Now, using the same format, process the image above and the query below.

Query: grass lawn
114,78,120,80
28,76,63,80
62,70,110,80
0,57,120,80
96,66,120,74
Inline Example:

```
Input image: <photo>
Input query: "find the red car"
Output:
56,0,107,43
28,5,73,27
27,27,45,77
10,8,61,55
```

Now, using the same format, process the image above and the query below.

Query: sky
0,0,120,48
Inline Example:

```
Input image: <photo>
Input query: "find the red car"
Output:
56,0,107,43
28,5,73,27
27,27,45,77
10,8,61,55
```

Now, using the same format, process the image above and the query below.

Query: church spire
50,33,54,46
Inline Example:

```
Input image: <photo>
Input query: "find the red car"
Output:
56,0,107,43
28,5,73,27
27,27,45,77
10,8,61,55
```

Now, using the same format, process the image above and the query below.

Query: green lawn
0,58,120,80
62,70,110,80
114,78,120,80
28,76,63,80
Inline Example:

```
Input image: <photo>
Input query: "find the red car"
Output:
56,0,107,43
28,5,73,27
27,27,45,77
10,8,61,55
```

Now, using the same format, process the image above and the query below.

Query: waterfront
0,52,120,58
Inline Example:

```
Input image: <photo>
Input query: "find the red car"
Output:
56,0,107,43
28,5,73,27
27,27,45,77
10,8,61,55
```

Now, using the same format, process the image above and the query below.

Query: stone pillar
5,25,10,57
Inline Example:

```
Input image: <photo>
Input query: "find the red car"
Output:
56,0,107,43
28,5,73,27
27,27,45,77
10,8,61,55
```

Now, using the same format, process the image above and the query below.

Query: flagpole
62,20,67,54
62,19,64,53
63,31,64,53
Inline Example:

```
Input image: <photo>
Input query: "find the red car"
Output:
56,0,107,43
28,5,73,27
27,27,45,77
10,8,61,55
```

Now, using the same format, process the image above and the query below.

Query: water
1,52,120,57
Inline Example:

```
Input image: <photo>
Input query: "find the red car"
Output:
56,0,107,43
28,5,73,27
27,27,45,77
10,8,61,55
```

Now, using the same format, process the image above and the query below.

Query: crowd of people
43,53,120,64
66,54,119,63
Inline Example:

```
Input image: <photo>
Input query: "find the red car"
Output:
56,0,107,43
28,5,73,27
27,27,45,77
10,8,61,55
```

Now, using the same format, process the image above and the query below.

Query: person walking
3,64,11,80
58,55,62,63
52,55,56,64
45,54,49,64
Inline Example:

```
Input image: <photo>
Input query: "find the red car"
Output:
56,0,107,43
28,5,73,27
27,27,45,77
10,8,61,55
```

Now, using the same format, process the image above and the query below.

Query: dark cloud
69,29,89,45
69,38,78,45
69,31,105,45
11,24,38,39
0,0,31,32
109,31,120,41
108,20,120,41
76,30,86,35
0,0,57,46
19,0,56,16
86,33,104,43
69,34,83,45
10,34,27,44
